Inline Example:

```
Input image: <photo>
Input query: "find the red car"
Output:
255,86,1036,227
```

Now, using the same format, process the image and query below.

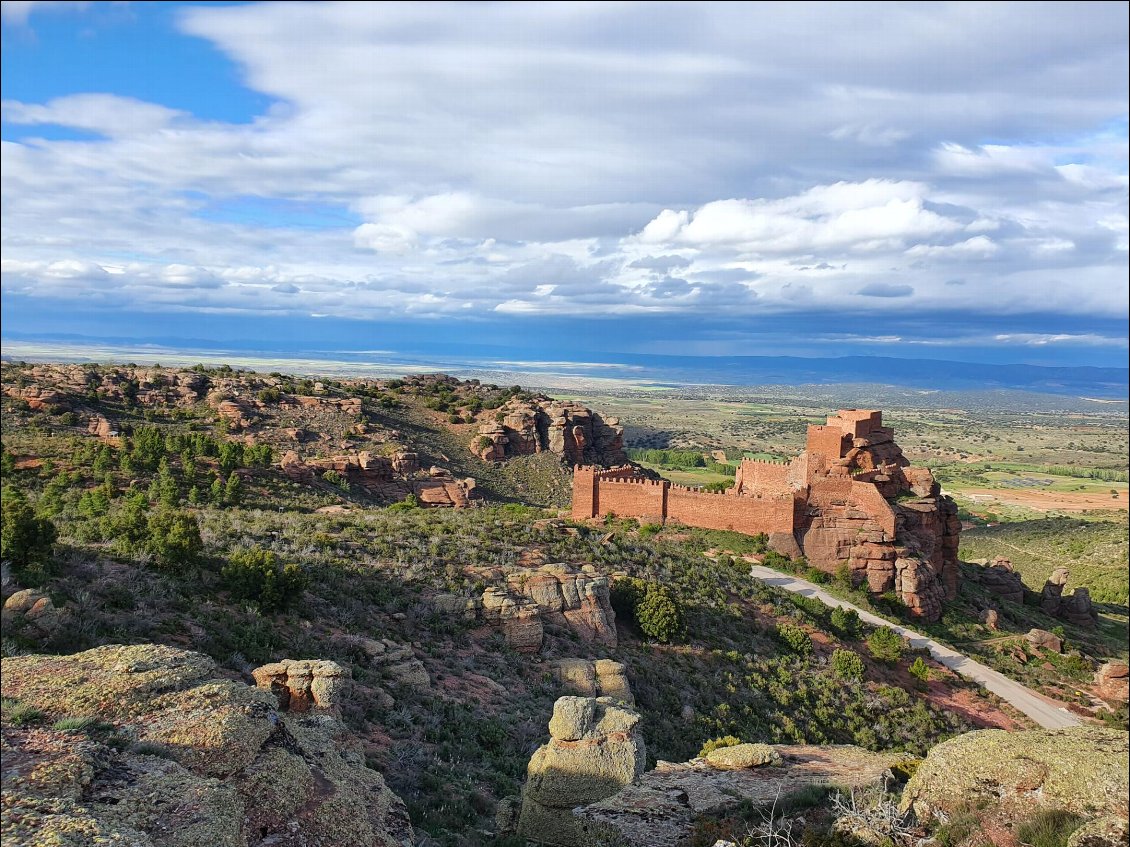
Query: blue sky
2,1,1127,368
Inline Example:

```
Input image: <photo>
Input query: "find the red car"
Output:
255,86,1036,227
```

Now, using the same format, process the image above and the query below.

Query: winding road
749,565,1083,730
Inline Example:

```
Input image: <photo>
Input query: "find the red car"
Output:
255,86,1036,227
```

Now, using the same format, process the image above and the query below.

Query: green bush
776,622,813,656
866,627,905,663
610,576,648,620
909,656,931,684
387,493,420,511
697,735,742,758
830,649,865,681
145,509,203,569
830,606,861,639
636,585,687,643
221,547,309,612
1,486,57,575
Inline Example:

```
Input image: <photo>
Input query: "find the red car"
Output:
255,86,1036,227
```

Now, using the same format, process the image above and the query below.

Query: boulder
967,558,1026,605
517,697,646,846
510,564,618,648
252,658,348,713
703,743,782,769
481,587,544,653
979,608,1000,630
1094,662,1129,704
576,744,899,847
1067,816,1129,847
2,589,66,638
901,727,1129,829
1,645,413,847
1026,628,1064,654
471,397,626,466
550,658,634,705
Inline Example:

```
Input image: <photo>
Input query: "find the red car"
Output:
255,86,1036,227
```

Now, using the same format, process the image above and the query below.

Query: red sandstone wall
572,466,597,520
806,425,846,460
833,410,882,437
736,459,789,496
667,488,794,534
849,480,896,536
594,479,666,523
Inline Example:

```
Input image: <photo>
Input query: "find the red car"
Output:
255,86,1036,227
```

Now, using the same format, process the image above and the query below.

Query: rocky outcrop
1,588,67,638
510,564,618,648
901,727,1129,834
703,742,782,769
1041,567,1098,627
574,744,899,847
473,397,626,466
1094,662,1129,704
549,658,634,705
516,696,646,846
481,587,545,652
1026,628,1064,653
278,451,477,507
251,658,349,713
966,557,1027,605
1,645,413,847
473,564,618,653
336,636,431,690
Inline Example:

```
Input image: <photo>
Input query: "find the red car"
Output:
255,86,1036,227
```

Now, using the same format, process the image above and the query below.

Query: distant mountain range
2,338,1126,400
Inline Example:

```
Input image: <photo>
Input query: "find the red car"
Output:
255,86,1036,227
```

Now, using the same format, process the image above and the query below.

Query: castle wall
571,466,598,521
592,478,667,524
806,424,847,460
849,480,897,536
831,409,882,438
735,459,790,496
666,487,794,534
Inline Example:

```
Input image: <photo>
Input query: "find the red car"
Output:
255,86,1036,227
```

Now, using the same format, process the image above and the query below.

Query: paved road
749,565,1083,730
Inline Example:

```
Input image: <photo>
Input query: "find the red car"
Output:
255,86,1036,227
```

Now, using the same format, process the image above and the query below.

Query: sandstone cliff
473,396,626,466
0,644,413,847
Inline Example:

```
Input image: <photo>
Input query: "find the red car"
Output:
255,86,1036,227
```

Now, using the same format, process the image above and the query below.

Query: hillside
2,362,1127,846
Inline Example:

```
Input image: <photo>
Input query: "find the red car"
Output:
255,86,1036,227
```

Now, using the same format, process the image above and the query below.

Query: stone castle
572,410,961,619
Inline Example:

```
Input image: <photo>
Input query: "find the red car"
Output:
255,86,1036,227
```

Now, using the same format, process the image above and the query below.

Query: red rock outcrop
473,397,626,466
1041,567,1098,627
967,557,1027,605
1094,662,1129,704
251,658,348,713
508,564,618,648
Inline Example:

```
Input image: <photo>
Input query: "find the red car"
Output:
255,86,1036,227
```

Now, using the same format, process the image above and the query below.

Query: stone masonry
572,411,961,620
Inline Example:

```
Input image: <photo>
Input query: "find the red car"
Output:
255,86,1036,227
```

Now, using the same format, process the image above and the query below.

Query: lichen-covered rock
901,727,1129,825
517,697,646,846
575,744,899,847
480,587,544,652
1,645,413,847
1067,816,1129,847
703,743,781,769
510,565,618,648
550,658,634,705
2,589,67,638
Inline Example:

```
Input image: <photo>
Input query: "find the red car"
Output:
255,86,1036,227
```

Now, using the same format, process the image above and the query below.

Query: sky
1,1,1128,368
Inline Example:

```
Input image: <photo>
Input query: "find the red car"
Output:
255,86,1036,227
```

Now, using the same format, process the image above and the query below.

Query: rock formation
1041,567,1098,627
251,658,349,713
902,727,1129,837
573,744,899,847
1,588,67,639
549,658,634,705
473,397,626,466
446,563,618,653
1094,662,1129,704
1026,628,1065,653
966,557,1027,605
1,644,413,847
279,450,477,507
516,696,647,846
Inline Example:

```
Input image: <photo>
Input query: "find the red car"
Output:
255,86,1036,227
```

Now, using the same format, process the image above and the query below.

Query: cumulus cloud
0,1,1126,333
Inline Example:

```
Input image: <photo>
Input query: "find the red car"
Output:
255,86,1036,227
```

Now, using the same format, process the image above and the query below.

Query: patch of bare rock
472,396,627,466
0,644,413,847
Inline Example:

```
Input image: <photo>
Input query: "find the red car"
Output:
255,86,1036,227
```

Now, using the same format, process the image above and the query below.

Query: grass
1014,809,1085,847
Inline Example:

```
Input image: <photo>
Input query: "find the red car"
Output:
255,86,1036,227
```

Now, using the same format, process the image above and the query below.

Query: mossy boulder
901,727,1129,836
1,644,414,847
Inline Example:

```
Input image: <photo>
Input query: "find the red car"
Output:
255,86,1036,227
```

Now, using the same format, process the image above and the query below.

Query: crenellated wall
570,409,959,620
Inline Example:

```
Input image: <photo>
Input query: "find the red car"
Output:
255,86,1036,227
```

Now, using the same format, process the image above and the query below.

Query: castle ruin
572,410,960,619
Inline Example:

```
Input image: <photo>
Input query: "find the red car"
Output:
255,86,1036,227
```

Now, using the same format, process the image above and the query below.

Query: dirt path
749,565,1083,730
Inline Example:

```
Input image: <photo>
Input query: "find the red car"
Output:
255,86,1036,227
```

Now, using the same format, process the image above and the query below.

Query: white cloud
0,1,1126,327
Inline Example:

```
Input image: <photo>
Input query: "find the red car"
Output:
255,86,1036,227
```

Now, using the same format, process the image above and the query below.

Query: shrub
222,547,309,612
776,622,813,656
610,576,648,620
1,487,57,575
909,656,931,684
637,585,686,643
866,627,905,663
1,697,46,726
697,735,742,758
830,606,861,639
145,509,203,569
387,493,420,511
830,649,865,681
638,522,662,538
1014,809,1085,847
